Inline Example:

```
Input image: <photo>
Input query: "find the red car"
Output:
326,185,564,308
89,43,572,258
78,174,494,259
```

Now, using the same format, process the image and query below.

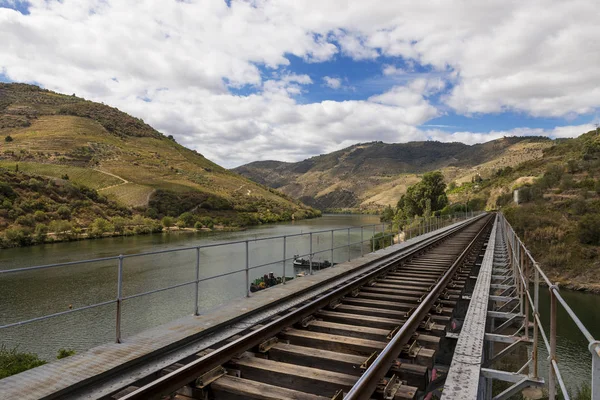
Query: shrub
4,135,13,142
15,214,35,227
56,348,76,359
56,205,71,219
0,182,17,200
89,218,113,237
161,216,174,230
578,214,600,245
111,216,127,234
0,345,46,379
178,212,195,227
49,220,72,239
33,210,46,222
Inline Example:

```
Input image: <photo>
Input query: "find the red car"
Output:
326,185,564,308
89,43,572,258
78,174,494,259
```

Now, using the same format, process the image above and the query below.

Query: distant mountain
234,137,552,210
0,83,319,246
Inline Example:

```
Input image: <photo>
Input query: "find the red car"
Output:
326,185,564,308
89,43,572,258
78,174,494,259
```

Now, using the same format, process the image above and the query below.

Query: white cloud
323,76,342,89
0,0,598,167
382,65,404,76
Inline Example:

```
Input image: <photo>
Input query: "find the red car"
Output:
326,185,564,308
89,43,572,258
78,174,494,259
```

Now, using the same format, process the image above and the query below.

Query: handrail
498,213,599,400
1,212,483,344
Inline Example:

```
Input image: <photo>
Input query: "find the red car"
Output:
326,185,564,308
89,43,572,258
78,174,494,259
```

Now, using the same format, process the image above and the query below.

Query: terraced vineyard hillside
0,83,319,246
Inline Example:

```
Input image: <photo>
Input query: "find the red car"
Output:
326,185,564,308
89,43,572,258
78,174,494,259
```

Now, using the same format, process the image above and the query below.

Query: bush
4,227,32,246
15,214,35,227
33,210,46,222
49,220,72,239
56,348,75,359
4,135,13,142
89,218,113,237
56,205,71,219
111,216,127,234
34,223,48,242
177,212,195,227
578,214,600,245
161,216,174,230
0,345,46,379
194,221,203,231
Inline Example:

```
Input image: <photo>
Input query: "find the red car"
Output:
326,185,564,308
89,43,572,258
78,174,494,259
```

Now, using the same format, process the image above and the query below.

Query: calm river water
0,214,598,393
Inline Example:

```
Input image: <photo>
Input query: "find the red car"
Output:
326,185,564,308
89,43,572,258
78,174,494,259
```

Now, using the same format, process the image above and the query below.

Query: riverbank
0,224,246,249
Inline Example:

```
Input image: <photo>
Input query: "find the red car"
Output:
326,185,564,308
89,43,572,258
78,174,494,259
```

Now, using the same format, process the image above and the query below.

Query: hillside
447,129,600,291
234,137,552,210
0,83,320,246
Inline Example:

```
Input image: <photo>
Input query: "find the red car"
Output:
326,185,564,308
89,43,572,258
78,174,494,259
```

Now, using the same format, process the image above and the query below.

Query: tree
178,212,195,227
4,135,13,142
57,205,71,219
111,216,127,234
89,218,113,237
396,171,448,219
578,214,600,245
34,223,48,242
380,205,394,222
161,216,174,231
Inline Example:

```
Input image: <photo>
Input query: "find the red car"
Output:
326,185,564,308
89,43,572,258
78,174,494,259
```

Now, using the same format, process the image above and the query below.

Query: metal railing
0,212,479,344
499,213,600,400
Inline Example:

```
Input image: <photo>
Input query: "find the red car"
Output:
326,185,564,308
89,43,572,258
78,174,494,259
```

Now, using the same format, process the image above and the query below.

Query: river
0,214,598,394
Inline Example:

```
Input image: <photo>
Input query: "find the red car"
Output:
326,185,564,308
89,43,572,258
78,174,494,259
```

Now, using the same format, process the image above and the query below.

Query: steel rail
344,214,493,400
118,214,489,400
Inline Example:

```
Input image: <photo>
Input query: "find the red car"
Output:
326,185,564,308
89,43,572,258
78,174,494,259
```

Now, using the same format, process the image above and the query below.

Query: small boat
293,255,335,270
249,272,293,293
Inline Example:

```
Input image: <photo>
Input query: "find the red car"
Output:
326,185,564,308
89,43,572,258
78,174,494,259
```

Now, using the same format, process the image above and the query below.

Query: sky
0,0,599,168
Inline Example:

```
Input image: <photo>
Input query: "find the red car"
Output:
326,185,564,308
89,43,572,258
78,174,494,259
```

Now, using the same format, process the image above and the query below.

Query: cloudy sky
1,0,599,168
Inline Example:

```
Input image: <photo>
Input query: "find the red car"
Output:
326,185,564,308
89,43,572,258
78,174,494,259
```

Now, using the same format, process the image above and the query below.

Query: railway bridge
1,213,598,400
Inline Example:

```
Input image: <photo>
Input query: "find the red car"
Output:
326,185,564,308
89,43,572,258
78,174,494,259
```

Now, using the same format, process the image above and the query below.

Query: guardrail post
549,285,558,400
360,227,364,257
282,236,287,284
592,343,600,400
331,230,335,264
347,228,351,261
533,266,540,378
519,246,524,316
381,223,385,249
309,232,313,275
372,226,375,252
245,241,250,297
524,250,529,339
194,247,200,316
116,254,123,343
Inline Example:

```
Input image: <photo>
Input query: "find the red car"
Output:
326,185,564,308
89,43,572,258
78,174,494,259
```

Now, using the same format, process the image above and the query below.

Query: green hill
234,137,552,210
0,83,320,247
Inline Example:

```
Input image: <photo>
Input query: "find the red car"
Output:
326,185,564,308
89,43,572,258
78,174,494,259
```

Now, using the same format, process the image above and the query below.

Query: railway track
106,214,493,400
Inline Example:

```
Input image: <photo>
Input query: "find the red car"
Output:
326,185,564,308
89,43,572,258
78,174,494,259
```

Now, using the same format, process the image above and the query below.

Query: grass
0,345,46,379
0,161,122,189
